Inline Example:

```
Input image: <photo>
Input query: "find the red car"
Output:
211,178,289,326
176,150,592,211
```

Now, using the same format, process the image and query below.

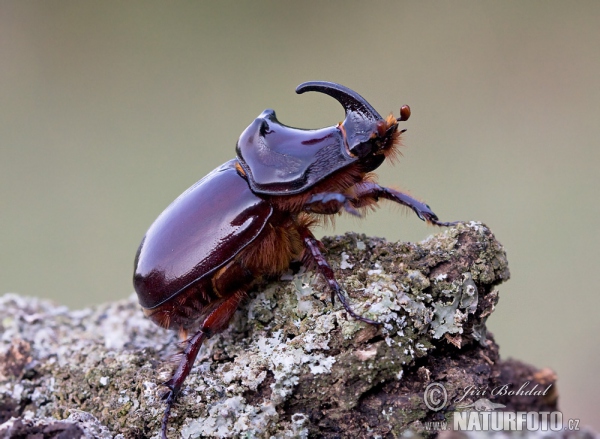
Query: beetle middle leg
160,290,245,439
301,229,381,326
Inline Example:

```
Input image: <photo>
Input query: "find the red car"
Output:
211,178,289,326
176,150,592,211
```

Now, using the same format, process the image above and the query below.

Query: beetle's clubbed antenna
397,105,411,122
296,81,384,123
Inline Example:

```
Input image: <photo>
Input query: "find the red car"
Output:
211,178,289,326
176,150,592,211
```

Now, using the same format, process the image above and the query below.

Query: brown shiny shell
133,159,272,309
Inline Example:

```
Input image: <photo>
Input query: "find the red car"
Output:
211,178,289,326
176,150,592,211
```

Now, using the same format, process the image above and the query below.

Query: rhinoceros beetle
133,81,456,437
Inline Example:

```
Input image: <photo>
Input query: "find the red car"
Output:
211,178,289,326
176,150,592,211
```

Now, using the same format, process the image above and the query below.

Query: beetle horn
295,81,384,122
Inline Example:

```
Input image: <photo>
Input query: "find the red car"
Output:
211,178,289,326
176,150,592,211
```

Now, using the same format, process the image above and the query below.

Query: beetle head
236,81,408,195
296,81,409,168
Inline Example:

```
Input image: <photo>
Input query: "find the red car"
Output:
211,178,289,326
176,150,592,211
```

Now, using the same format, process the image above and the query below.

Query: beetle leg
301,229,381,326
304,192,361,217
161,291,245,439
352,182,459,226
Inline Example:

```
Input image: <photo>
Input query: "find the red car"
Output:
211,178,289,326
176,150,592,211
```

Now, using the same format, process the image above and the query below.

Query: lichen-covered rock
0,223,564,438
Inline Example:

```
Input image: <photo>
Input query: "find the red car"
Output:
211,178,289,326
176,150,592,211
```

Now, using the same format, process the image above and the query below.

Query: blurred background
1,1,598,430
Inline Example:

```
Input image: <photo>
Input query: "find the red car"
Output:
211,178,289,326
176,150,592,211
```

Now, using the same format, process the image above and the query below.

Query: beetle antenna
396,105,411,122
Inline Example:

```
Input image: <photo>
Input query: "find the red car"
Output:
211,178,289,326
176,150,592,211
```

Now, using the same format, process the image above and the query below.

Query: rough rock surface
0,222,584,438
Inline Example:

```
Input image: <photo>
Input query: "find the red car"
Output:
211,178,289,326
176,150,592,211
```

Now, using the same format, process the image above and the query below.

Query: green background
1,1,598,429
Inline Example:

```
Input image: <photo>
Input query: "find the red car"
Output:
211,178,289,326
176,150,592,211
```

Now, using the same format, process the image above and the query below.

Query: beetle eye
349,141,373,158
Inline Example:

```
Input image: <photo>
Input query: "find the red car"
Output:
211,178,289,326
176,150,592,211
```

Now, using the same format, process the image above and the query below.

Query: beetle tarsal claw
336,289,382,326
431,219,462,227
342,307,383,327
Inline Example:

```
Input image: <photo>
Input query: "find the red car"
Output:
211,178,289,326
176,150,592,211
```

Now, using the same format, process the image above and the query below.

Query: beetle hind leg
161,330,206,439
301,229,381,326
160,290,246,439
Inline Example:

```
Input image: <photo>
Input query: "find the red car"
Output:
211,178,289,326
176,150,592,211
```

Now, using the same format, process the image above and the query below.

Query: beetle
133,81,456,438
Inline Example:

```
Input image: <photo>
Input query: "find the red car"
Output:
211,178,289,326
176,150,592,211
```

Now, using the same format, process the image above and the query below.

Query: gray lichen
0,222,564,438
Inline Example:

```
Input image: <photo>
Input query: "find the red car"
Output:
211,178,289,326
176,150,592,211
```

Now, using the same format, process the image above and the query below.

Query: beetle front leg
160,291,245,439
301,229,381,326
353,182,459,226
304,192,361,217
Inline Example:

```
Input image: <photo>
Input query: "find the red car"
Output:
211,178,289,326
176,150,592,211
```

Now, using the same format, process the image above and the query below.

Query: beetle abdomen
134,159,273,309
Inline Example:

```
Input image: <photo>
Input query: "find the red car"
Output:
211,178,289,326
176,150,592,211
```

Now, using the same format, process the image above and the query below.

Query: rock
0,222,583,438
